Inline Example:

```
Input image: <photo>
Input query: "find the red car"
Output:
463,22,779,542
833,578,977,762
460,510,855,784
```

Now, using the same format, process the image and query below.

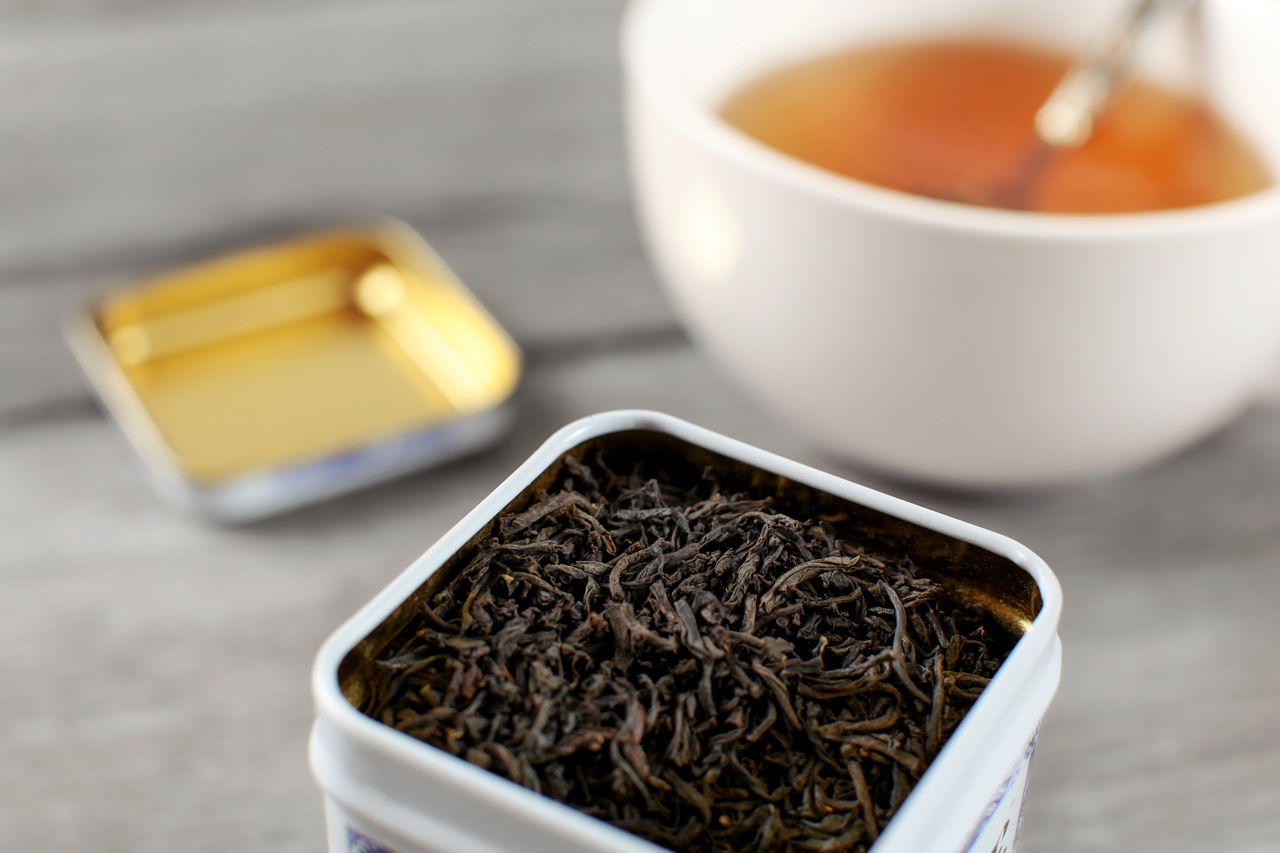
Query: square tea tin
311,411,1063,853
67,220,521,521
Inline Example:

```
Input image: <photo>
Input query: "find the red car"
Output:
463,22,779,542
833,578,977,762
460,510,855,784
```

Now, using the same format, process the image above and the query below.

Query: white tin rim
311,410,1063,853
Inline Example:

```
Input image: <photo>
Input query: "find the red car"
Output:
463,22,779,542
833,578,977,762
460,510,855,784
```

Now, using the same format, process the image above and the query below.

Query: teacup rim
622,0,1280,240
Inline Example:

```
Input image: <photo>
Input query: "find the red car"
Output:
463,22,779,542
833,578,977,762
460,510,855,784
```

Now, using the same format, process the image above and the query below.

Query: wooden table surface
3,2,1278,851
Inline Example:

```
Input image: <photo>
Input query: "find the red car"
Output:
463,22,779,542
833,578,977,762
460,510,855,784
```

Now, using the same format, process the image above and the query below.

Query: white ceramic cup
623,0,1280,488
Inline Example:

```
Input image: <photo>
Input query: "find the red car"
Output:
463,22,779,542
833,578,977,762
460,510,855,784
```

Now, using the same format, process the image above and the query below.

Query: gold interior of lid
93,227,520,482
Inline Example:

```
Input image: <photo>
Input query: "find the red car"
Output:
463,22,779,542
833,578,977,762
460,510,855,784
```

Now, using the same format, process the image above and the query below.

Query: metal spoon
976,0,1188,208
1035,0,1187,149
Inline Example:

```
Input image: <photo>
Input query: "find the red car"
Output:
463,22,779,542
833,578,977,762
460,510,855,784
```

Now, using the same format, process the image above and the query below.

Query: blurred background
2,1,1278,851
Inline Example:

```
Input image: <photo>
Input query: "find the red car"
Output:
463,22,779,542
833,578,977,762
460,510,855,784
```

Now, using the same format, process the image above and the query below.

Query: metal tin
310,410,1063,853
67,220,521,521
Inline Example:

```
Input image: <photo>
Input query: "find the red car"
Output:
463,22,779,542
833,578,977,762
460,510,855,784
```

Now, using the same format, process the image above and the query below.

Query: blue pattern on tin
960,729,1039,853
347,825,400,853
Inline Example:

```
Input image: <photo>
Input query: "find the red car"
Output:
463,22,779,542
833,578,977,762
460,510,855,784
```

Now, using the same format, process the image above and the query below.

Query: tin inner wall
91,229,520,482
338,429,1042,709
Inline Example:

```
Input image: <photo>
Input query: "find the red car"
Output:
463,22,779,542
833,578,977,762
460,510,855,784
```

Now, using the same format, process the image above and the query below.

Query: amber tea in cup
720,39,1272,213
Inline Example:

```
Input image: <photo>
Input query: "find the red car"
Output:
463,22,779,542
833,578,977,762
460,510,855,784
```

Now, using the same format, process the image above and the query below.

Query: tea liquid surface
720,39,1272,213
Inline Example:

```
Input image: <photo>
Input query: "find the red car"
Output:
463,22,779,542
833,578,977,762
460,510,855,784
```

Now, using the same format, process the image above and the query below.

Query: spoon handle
1035,0,1188,148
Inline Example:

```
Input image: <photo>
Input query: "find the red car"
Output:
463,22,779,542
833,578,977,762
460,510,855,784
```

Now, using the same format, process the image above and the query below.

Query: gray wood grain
3,2,1280,852
0,0,629,270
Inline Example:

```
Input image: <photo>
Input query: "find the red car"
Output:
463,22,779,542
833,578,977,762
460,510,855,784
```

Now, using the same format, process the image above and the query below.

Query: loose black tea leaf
358,454,1008,853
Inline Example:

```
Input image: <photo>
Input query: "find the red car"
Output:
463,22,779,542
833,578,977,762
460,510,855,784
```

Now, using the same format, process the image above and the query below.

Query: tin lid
70,220,521,503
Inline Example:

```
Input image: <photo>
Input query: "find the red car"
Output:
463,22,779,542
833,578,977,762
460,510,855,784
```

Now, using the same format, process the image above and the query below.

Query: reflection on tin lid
73,221,521,513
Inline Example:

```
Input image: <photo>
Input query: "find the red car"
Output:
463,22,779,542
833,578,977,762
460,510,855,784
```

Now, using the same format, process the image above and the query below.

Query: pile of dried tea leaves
361,454,1006,853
